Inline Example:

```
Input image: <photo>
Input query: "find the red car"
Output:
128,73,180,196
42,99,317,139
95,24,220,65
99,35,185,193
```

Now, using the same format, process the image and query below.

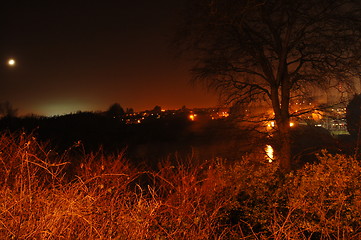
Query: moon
7,58,16,66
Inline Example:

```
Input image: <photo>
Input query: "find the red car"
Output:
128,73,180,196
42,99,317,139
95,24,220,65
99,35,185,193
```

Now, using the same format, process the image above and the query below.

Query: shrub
287,152,361,238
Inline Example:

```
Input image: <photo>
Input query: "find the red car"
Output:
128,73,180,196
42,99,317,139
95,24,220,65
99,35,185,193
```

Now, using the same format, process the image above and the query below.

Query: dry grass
0,133,361,239
0,133,241,239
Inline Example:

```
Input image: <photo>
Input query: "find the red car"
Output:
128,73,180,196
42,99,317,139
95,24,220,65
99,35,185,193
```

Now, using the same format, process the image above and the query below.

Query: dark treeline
1,100,357,170
0,111,253,167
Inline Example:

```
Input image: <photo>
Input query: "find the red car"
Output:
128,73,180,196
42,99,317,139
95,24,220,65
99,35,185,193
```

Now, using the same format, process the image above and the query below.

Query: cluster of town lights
189,114,197,121
267,121,295,128
122,108,230,124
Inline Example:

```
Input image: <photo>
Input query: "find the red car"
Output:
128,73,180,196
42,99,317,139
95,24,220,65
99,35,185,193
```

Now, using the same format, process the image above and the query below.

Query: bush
287,152,361,238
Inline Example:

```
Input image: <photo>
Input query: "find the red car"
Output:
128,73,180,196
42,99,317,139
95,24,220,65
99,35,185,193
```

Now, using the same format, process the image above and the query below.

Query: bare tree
176,0,361,171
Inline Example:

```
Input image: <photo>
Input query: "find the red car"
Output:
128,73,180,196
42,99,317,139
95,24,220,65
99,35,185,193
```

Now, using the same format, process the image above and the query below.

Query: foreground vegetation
1,133,361,239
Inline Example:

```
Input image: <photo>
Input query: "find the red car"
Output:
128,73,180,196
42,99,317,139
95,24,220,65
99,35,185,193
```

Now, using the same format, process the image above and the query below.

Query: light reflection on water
265,145,274,163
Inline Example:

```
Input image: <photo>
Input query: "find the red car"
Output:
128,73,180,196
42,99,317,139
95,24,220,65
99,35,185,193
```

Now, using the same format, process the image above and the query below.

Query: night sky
1,1,217,116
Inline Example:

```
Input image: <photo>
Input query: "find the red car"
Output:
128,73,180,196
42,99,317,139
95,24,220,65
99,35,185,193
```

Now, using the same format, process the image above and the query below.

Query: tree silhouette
176,0,361,171
346,94,361,138
106,103,125,120
152,105,162,113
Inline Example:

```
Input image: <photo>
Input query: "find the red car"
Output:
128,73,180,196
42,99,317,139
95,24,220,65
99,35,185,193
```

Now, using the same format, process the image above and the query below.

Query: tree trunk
279,67,292,172
278,124,292,172
270,84,292,172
